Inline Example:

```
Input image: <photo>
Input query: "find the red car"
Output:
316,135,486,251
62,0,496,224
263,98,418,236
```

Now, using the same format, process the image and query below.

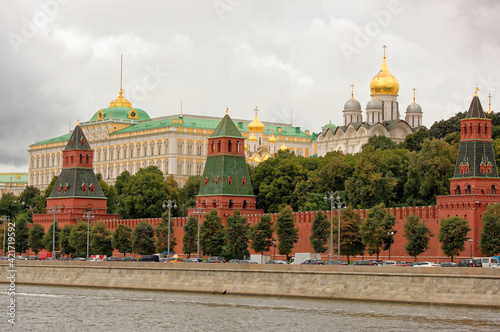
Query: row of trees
6,201,499,261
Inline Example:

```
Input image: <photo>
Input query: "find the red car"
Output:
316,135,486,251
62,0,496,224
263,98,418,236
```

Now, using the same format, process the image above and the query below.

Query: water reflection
2,285,499,332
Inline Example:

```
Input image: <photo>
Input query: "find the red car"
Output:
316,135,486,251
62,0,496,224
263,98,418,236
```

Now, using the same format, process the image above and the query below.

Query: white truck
291,253,322,265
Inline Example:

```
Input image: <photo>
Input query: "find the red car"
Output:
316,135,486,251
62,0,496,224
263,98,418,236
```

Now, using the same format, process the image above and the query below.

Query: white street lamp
193,208,205,259
49,205,64,259
162,199,177,258
1,215,10,257
84,210,94,260
324,191,347,262
387,231,395,260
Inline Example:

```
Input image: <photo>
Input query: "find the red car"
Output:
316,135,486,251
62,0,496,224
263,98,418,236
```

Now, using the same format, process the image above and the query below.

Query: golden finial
475,86,479,97
77,117,80,126
382,45,387,59
412,88,416,103
488,93,492,114
350,84,355,99
254,106,259,116
226,107,229,115
290,110,293,126
109,55,132,108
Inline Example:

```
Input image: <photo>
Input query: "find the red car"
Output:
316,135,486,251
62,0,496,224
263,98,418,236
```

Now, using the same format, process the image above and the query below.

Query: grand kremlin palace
28,53,422,190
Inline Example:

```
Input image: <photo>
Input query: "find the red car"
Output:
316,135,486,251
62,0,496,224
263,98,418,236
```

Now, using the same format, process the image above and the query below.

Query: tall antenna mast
120,54,123,91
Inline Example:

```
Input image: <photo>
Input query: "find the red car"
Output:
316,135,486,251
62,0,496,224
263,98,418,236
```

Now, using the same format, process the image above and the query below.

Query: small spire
226,107,229,115
120,54,123,91
382,45,387,59
488,93,492,114
475,86,479,97
77,117,80,126
351,84,355,99
412,88,417,103
254,106,259,116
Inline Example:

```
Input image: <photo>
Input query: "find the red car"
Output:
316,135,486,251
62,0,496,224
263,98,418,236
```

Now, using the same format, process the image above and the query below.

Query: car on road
204,256,226,263
105,257,121,261
227,259,241,264
324,260,348,265
73,257,86,261
381,260,397,266
139,255,160,262
352,260,377,266
26,256,40,260
301,259,324,265
162,257,184,263
58,257,72,261
457,259,482,267
440,262,458,267
239,260,258,264
266,260,288,264
184,258,202,263
412,262,436,267
120,256,137,262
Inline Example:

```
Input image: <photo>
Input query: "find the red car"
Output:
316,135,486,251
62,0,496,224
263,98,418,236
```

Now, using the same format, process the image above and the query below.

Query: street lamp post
84,210,94,260
193,207,205,259
162,199,177,259
324,191,347,262
387,231,394,260
1,216,10,257
469,238,473,259
49,205,64,259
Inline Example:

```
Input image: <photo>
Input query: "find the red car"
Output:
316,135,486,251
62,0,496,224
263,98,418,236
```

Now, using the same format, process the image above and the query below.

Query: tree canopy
403,215,433,261
438,216,471,261
479,204,500,256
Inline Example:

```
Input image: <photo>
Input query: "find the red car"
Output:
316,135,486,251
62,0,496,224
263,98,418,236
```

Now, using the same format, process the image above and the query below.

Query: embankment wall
2,261,499,308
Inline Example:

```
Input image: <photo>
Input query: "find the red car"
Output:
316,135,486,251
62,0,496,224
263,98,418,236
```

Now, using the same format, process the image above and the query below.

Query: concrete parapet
2,261,499,308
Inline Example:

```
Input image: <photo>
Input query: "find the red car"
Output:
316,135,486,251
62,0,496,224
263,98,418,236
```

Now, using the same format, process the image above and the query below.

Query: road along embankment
2,261,499,307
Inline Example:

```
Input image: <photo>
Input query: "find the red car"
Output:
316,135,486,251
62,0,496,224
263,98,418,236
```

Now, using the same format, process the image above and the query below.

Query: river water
1,285,499,332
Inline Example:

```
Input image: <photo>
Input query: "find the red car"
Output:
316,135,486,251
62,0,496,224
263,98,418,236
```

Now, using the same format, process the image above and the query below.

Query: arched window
116,146,121,160
456,185,461,195
229,200,234,208
466,184,471,194
103,148,107,161
236,141,240,153
157,141,162,155
150,142,155,156
143,144,147,157
211,141,215,153
228,140,232,152
492,185,496,195
217,140,221,152
109,147,114,161
136,143,141,157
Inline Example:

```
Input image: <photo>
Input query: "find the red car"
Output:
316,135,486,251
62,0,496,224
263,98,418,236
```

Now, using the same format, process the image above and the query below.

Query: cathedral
316,51,423,156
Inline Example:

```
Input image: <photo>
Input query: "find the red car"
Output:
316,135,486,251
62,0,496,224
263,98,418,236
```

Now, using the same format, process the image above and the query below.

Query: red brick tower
436,89,500,256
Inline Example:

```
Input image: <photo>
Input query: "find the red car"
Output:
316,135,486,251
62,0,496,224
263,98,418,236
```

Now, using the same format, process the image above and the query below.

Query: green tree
155,213,177,254
60,224,76,257
401,127,430,152
360,203,396,259
275,206,298,261
37,176,59,214
0,193,22,220
305,152,355,195
438,216,471,261
403,215,433,261
19,186,42,211
97,174,118,214
337,207,364,262
115,171,131,197
479,204,500,256
251,150,309,212
309,211,330,254
90,222,114,257
429,112,465,139
178,175,202,217
200,210,225,256
182,216,199,257
69,221,88,257
362,135,396,151
131,221,156,255
112,224,133,257
28,223,45,256
250,214,274,255
404,139,457,206
43,220,61,252
118,166,168,219
14,215,30,255
223,210,250,260
346,147,397,208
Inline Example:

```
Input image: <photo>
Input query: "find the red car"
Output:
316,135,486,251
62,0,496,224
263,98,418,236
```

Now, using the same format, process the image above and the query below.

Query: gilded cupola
248,107,265,133
370,47,399,96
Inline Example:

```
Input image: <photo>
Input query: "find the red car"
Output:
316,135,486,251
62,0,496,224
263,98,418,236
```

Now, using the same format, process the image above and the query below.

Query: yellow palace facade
28,89,315,190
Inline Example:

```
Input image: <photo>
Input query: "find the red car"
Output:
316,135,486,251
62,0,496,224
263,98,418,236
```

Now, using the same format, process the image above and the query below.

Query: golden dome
269,134,277,143
244,143,248,151
370,57,399,96
248,107,265,133
109,89,133,108
249,133,258,142
279,139,288,151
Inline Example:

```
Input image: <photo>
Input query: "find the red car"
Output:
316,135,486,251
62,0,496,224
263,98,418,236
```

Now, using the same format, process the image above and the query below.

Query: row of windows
96,141,205,162
31,153,62,169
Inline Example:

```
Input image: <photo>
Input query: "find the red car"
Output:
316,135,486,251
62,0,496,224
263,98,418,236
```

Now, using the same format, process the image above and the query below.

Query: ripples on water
1,285,499,332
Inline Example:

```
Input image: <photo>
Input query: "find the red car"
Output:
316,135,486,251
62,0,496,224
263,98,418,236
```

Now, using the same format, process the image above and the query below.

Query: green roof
88,106,150,122
0,173,28,184
31,133,72,146
198,155,254,196
210,114,243,138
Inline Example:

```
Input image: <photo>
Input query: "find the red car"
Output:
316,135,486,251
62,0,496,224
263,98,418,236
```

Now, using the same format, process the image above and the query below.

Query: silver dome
406,102,422,113
344,98,361,111
366,98,382,109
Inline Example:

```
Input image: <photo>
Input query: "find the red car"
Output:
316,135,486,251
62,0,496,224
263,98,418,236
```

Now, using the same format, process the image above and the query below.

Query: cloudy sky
1,0,500,172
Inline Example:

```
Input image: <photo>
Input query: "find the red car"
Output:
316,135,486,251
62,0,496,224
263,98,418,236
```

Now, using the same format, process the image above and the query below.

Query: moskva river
1,285,499,331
